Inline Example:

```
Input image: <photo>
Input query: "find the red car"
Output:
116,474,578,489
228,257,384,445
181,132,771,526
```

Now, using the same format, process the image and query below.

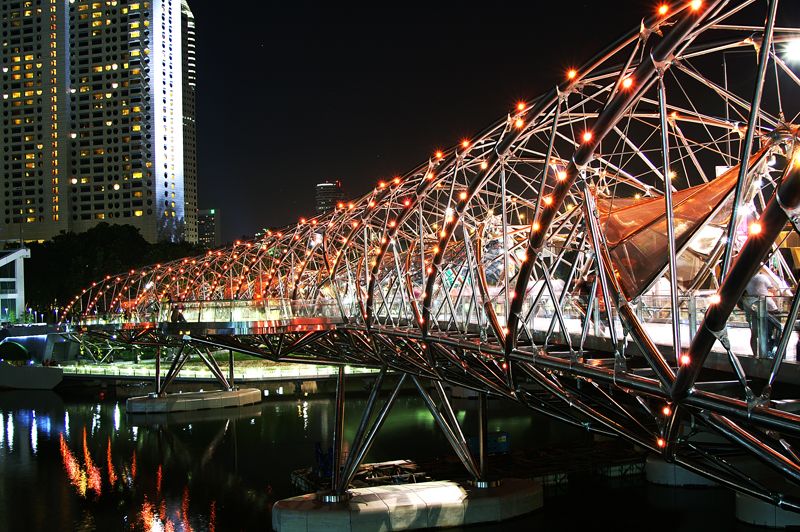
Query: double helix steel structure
62,0,800,507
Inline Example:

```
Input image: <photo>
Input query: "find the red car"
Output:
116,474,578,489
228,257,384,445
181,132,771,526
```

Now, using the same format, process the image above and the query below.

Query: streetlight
785,39,800,64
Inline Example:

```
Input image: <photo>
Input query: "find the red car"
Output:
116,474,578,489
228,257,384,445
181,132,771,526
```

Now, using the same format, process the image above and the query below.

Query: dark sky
188,0,648,241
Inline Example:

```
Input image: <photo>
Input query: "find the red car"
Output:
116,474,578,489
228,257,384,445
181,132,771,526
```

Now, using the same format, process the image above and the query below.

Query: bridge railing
76,298,344,326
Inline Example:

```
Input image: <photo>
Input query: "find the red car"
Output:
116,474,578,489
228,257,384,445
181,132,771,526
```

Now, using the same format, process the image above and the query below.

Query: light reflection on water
0,388,739,531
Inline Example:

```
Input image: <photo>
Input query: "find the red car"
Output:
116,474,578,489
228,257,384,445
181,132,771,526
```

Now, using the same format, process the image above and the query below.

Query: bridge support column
228,349,235,391
155,346,161,395
412,376,481,482
334,369,408,496
478,392,488,482
322,366,349,503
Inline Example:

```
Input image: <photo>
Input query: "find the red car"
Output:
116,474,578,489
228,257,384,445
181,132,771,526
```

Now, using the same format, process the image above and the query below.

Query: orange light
403,198,411,207
748,222,762,235
543,195,553,206
621,77,634,90
337,202,344,209
532,222,541,231
582,131,593,142
480,161,489,170
567,69,577,80
662,405,672,416
299,217,306,224
460,191,468,200
435,150,444,159
557,170,567,181
657,438,666,448
679,354,691,366
393,177,401,185
514,118,524,129
461,139,470,148
708,293,721,305
658,4,669,15
516,101,525,111
378,181,386,188
690,0,702,10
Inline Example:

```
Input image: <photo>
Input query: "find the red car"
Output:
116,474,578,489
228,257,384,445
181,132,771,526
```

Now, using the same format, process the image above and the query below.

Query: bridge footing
736,493,800,528
126,388,261,414
271,478,542,532
645,456,718,487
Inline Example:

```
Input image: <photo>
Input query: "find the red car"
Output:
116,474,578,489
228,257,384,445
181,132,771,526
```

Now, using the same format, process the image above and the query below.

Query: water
0,387,754,531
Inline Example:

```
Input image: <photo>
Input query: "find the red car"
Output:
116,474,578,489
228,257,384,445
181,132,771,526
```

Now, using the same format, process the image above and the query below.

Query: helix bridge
60,0,800,508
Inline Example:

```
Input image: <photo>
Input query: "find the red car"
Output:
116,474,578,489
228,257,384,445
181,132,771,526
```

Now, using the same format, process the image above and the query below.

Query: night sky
188,0,648,241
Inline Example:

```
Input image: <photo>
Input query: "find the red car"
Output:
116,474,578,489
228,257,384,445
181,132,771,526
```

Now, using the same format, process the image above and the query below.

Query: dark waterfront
0,385,756,531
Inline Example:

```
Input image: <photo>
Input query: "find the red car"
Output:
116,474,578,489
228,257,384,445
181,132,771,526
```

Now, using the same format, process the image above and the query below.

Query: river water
0,387,747,531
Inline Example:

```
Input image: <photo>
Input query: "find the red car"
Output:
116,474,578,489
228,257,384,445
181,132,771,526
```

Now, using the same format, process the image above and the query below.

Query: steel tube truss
61,1,800,508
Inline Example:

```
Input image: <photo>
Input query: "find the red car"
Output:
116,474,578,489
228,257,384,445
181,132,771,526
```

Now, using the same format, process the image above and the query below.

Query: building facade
315,180,343,214
197,207,219,248
181,0,197,243
0,0,197,243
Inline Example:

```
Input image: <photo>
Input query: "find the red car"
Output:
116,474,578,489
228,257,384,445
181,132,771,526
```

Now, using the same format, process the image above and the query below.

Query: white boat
0,361,63,390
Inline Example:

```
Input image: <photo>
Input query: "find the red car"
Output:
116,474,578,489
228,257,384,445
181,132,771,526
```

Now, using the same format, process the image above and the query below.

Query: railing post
757,296,768,359
688,294,698,339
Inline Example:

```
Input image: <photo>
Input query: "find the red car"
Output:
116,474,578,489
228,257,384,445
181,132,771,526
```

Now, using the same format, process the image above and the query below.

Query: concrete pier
645,456,718,487
272,478,542,532
126,388,261,414
735,493,800,528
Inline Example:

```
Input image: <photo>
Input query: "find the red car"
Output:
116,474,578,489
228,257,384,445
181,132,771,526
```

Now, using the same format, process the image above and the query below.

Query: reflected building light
0,412,3,447
7,414,14,452
39,415,51,437
114,403,121,433
65,411,70,439
107,437,117,487
132,426,138,441
30,411,37,455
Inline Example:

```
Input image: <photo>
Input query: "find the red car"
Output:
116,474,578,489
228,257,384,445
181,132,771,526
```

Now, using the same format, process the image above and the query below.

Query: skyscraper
181,0,197,244
197,207,220,248
315,180,343,214
0,0,197,243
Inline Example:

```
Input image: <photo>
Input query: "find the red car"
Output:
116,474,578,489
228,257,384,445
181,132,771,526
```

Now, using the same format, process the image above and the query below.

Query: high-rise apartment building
315,180,343,214
0,0,197,243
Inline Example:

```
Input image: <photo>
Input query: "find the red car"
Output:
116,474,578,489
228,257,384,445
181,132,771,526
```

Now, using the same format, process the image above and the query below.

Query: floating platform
272,478,542,532
0,362,63,390
126,388,261,414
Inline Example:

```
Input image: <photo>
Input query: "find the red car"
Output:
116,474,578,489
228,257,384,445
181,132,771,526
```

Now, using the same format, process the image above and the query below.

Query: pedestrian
741,266,783,357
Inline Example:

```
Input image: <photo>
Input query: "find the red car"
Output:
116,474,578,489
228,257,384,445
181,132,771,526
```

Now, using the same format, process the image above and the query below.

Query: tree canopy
23,223,203,313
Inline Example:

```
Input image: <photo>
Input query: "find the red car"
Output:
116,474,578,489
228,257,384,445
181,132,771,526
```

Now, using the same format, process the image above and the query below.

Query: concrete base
645,455,718,487
272,478,542,532
736,493,800,528
126,388,261,414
